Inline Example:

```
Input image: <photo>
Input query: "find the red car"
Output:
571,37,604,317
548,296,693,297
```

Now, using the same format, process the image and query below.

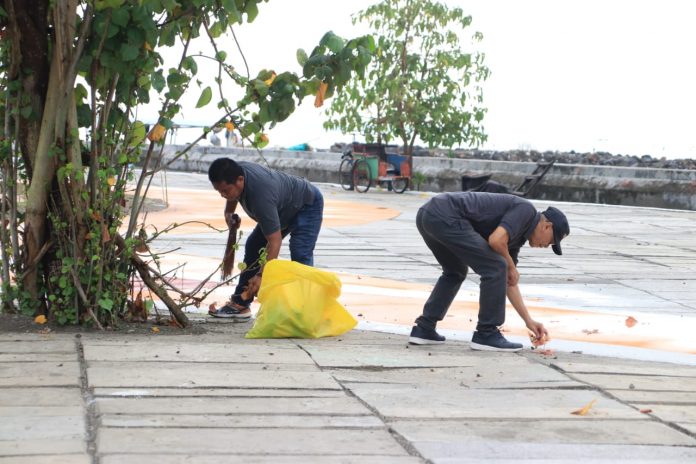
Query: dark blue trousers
232,186,324,306
415,207,507,333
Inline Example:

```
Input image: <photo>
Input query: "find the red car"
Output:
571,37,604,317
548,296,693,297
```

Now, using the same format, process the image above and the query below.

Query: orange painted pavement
140,187,696,357
140,187,399,234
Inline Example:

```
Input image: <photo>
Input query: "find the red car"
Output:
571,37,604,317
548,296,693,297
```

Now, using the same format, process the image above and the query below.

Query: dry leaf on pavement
571,399,597,416
625,316,638,328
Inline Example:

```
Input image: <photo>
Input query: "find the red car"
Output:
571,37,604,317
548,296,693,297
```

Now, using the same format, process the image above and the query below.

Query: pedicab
338,142,411,193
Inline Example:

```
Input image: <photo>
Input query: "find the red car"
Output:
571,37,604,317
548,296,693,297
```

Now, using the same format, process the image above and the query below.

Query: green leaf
320,31,345,53
296,48,308,66
222,0,241,23
196,86,212,108
182,56,198,75
209,21,224,38
151,71,165,92
128,121,147,147
120,43,140,62
216,50,228,62
111,8,129,27
98,298,114,311
245,2,259,22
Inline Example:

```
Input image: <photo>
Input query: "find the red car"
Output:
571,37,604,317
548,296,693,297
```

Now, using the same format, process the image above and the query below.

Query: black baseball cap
543,206,569,255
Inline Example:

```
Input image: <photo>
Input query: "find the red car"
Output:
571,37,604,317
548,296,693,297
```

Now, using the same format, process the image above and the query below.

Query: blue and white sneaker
409,325,445,345
470,330,522,352
208,301,251,321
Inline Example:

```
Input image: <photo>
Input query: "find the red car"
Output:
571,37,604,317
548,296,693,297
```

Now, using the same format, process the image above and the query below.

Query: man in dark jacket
207,157,323,320
409,192,569,351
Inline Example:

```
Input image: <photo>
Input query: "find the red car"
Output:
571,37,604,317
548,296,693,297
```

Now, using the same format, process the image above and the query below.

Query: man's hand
526,319,548,342
241,274,262,300
225,213,241,229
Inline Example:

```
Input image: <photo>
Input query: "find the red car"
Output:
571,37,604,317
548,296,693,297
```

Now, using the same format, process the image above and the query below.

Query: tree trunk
4,0,50,176
22,0,78,313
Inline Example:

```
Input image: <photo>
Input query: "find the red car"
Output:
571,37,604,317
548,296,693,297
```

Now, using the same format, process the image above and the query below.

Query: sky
146,0,696,159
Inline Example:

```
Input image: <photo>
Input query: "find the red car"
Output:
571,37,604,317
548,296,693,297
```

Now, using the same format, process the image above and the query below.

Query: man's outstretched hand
527,319,549,343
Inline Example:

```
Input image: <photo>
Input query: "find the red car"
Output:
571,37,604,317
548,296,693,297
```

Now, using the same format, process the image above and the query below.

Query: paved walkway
1,172,695,462
2,326,696,462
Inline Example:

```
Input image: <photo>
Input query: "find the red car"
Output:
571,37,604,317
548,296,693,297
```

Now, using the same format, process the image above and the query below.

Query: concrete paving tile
0,340,75,353
553,360,696,377
424,443,696,462
637,404,696,423
78,332,295,346
0,353,77,362
618,279,696,292
96,427,410,456
294,330,410,345
390,418,695,447
607,390,696,404
0,415,85,440
95,395,371,415
571,373,696,391
100,455,422,464
0,456,91,464
82,342,313,364
101,413,383,428
302,343,480,368
93,387,346,398
0,439,86,456
0,362,80,387
329,364,581,389
0,406,83,417
0,388,82,406
677,423,696,435
346,384,642,419
87,363,339,389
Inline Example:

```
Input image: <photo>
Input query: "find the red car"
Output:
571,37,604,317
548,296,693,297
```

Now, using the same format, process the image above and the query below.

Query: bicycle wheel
352,158,372,193
392,177,409,194
339,158,354,190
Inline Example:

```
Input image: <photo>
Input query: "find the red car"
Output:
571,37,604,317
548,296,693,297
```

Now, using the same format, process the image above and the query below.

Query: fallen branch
130,251,189,328
115,234,189,327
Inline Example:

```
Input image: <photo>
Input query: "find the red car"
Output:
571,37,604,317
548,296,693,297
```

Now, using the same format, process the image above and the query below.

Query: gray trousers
415,207,507,333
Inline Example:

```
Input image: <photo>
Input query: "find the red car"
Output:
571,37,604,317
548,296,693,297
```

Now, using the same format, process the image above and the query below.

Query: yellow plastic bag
245,260,357,339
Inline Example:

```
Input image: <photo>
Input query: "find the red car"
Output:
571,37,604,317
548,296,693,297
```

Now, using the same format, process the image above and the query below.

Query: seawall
158,145,696,211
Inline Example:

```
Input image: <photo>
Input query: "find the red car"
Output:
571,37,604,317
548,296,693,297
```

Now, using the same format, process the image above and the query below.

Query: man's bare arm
488,226,519,286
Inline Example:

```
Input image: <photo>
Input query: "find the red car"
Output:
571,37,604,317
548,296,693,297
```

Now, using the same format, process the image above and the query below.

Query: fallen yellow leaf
34,315,47,325
147,124,166,142
151,327,160,334
314,81,328,108
571,399,597,416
